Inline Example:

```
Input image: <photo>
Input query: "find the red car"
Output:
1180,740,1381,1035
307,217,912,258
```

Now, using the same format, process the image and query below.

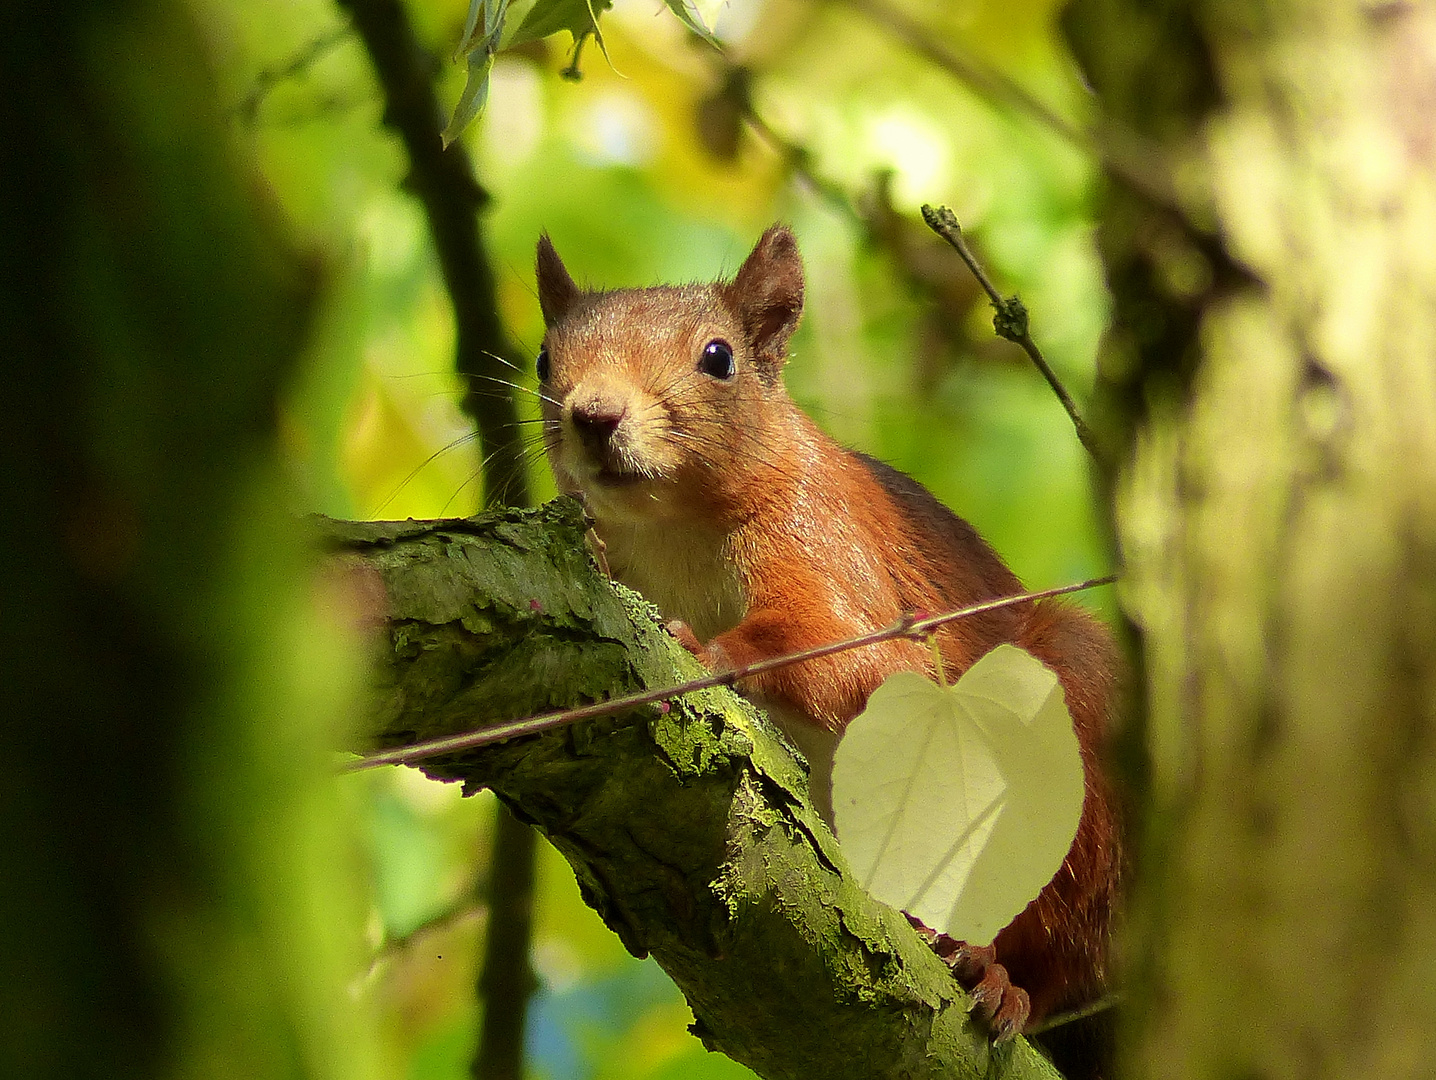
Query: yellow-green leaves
443,0,615,146
831,645,1083,946
442,0,731,145
447,0,745,147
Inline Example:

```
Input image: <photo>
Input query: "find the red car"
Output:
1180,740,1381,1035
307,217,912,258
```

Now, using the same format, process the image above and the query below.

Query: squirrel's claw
904,917,1031,1043
948,941,1030,1042
665,620,706,658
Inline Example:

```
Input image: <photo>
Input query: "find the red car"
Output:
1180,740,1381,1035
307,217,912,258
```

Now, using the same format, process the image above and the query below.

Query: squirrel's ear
536,233,580,325
725,224,804,366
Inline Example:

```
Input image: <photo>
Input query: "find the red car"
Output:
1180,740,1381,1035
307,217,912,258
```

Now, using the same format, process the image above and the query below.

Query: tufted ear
536,233,580,326
724,224,805,366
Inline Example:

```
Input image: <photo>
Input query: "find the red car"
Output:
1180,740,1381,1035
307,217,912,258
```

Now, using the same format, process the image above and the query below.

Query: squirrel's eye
536,347,551,383
699,340,735,380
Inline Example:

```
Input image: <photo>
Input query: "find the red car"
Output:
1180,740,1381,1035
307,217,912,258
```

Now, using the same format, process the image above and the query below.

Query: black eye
699,340,735,380
536,347,550,383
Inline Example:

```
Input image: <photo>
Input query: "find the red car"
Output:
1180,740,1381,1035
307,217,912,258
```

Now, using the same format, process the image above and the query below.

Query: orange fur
536,225,1120,1036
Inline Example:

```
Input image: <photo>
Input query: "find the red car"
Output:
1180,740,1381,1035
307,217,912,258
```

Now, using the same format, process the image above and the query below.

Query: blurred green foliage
191,0,1112,1074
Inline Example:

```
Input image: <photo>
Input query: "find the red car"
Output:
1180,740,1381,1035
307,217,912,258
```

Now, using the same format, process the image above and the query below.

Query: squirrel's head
534,225,805,525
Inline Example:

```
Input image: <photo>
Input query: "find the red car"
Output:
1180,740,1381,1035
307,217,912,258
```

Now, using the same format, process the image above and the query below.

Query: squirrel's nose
569,397,626,450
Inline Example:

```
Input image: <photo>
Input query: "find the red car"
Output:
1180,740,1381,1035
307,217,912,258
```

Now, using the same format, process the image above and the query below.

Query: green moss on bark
326,499,1062,1080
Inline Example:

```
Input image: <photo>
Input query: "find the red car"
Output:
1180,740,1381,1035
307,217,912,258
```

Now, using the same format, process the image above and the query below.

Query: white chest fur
595,517,747,643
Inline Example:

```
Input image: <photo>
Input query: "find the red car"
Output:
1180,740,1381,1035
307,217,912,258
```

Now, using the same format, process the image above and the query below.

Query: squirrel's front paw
666,622,740,678
666,620,706,658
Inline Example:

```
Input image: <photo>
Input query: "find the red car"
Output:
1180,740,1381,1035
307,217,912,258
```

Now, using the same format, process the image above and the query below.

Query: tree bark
331,499,1063,1080
1063,1,1436,1076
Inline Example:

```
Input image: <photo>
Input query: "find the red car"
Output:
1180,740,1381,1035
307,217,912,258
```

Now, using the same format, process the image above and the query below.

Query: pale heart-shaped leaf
831,644,1084,946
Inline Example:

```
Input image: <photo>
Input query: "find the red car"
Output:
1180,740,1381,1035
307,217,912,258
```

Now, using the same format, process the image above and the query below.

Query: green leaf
443,0,615,145
831,644,1084,946
441,47,495,149
444,0,508,146
503,0,612,49
453,0,511,61
661,0,723,47
453,0,490,60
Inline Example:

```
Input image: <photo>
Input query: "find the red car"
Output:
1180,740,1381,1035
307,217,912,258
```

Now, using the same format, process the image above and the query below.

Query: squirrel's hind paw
905,917,1031,1043
950,942,1030,1042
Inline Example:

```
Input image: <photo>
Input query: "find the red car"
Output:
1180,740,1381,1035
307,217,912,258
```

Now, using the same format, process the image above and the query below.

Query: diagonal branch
327,499,1063,1080
234,24,354,122
338,0,529,509
839,0,1088,150
837,0,1177,207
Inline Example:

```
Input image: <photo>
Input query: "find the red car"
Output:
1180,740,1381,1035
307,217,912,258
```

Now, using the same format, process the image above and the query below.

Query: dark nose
569,398,626,451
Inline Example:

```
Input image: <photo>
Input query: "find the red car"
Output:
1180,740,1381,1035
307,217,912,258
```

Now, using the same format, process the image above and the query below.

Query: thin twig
234,24,353,122
920,206,1007,307
921,204,1102,462
346,574,1118,771
839,0,1086,149
1025,992,1122,1035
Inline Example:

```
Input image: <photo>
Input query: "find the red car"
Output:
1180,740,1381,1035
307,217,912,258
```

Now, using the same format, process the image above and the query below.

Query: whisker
669,426,809,488
462,372,559,408
370,430,482,517
440,466,484,517
376,365,559,411
651,367,710,402
382,369,465,381
444,431,551,513
478,349,540,381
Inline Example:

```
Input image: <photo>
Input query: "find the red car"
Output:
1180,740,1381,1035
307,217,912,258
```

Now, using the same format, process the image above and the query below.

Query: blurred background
189,0,1113,1076
7,0,1112,1076
12,3,1435,1078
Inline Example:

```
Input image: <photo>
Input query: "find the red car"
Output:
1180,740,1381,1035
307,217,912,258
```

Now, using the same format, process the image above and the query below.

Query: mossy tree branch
326,499,1062,1080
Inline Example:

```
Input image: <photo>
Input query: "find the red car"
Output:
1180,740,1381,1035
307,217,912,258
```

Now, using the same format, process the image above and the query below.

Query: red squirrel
534,225,1121,1054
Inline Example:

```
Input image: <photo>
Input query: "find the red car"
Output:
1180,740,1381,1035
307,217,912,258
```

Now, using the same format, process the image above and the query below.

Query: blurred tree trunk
1063,1,1436,1076
0,3,375,1079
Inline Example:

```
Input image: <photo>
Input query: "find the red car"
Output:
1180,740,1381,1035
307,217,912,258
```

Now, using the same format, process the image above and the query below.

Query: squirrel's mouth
592,466,646,487
562,436,667,495
575,449,653,488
